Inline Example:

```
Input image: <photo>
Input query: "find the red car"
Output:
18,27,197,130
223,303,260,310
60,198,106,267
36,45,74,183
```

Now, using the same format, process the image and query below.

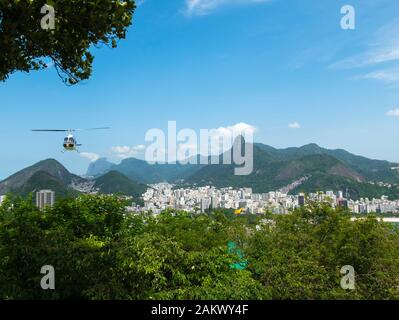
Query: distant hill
0,159,84,196
87,157,202,183
184,145,363,190
3,140,398,202
86,143,399,200
0,159,148,201
291,173,399,200
87,158,115,177
255,143,399,183
14,170,79,199
93,171,147,198
183,143,399,200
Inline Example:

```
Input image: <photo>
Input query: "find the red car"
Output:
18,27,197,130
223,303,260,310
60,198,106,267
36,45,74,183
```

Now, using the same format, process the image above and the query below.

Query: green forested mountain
85,142,399,199
0,160,148,200
0,159,85,196
93,170,147,198
86,157,115,177
3,141,399,201
88,156,202,183
255,143,399,183
291,173,399,200
184,143,399,199
12,170,79,199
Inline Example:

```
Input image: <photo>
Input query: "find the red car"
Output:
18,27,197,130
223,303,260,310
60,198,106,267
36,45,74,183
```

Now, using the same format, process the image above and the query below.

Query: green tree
1,195,398,300
0,195,262,299
246,202,399,299
0,194,127,299
0,0,136,84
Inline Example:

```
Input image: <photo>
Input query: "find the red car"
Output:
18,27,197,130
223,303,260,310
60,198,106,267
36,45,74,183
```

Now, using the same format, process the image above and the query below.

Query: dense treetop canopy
0,0,136,84
0,194,398,300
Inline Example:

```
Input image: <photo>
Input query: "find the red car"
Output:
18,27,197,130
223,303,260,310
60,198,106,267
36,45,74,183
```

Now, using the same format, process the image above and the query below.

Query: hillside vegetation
0,195,398,300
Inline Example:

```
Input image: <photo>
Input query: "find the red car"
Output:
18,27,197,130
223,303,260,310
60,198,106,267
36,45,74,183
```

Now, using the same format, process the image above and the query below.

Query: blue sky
1,0,399,179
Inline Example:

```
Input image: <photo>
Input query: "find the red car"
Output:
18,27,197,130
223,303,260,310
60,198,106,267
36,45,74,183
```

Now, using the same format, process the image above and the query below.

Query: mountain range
87,142,399,200
1,142,399,201
87,157,202,183
0,159,85,198
0,159,146,202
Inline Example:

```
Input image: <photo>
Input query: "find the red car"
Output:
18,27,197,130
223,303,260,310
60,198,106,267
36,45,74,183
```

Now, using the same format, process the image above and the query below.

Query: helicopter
32,127,110,152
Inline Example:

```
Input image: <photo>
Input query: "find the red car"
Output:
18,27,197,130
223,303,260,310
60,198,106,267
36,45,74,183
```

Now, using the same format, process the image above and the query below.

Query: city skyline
140,183,399,216
1,0,399,179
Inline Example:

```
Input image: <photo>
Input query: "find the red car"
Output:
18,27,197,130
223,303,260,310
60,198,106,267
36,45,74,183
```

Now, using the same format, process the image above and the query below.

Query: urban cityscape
140,184,399,216
4,184,399,218
2,0,399,304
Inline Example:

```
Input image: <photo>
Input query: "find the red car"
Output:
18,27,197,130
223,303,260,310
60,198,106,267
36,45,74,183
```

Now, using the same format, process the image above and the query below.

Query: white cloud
360,69,399,83
330,18,399,85
185,0,270,16
111,144,146,159
288,122,301,129
386,109,399,117
214,122,257,137
330,48,399,70
110,122,257,162
204,122,257,156
211,122,257,139
331,18,399,70
80,152,100,162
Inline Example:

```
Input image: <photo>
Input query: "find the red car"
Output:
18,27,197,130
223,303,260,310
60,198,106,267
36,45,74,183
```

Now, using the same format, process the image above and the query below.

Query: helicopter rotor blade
32,127,109,132
32,129,74,132
77,127,111,131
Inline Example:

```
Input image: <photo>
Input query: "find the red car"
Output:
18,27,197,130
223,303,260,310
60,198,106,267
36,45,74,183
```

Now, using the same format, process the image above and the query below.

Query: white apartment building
36,190,55,210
